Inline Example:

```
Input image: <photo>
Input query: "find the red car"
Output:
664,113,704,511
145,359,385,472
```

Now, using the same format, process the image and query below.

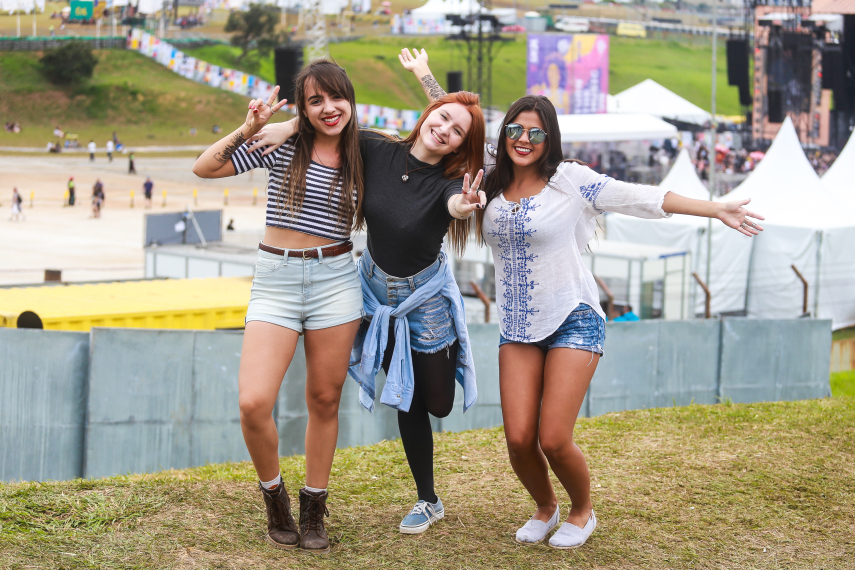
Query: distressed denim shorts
499,303,606,355
359,248,457,354
245,243,364,333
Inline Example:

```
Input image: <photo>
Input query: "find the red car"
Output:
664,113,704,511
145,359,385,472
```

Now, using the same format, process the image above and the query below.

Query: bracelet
453,195,471,219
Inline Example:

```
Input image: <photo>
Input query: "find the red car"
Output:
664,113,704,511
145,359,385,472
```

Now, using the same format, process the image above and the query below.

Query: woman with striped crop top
193,60,364,555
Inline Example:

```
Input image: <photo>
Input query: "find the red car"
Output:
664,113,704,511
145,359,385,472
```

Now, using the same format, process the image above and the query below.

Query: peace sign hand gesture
244,85,288,134
450,170,486,219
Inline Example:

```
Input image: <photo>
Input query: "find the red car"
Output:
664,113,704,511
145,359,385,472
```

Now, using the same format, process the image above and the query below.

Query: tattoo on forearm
214,131,247,164
420,74,448,101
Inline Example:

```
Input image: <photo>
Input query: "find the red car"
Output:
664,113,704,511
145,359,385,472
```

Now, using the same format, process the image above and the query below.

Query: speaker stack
274,46,304,103
726,39,752,107
447,71,463,93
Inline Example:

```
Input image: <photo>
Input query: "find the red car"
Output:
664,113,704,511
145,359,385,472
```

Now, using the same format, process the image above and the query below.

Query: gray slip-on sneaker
514,506,560,545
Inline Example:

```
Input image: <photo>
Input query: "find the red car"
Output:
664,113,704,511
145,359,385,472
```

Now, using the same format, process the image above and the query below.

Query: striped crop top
230,137,356,241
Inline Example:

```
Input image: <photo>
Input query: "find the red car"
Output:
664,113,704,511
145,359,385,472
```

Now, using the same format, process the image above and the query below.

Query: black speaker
726,39,749,86
447,71,463,93
274,46,304,103
727,39,752,106
822,45,840,89
768,88,784,123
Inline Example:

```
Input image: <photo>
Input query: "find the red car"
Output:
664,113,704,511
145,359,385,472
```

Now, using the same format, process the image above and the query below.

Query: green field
1,391,852,569
185,35,742,115
0,49,257,148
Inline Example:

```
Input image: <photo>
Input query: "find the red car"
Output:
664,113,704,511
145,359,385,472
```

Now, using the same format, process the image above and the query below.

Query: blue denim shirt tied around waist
348,252,477,414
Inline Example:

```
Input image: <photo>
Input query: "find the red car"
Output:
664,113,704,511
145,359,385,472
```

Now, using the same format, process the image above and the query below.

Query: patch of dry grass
2,398,853,569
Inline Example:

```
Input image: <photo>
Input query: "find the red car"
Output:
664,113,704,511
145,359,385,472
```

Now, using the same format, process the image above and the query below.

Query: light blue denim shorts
499,303,606,355
359,248,457,354
245,243,364,333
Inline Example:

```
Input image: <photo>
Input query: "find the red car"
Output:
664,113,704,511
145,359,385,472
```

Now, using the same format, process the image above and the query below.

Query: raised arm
399,48,447,102
192,87,286,178
246,116,299,156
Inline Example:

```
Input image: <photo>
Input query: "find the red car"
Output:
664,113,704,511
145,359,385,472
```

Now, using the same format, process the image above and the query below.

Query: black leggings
382,335,458,504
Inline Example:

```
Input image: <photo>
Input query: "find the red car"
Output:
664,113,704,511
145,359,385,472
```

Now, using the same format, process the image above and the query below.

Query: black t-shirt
359,129,462,277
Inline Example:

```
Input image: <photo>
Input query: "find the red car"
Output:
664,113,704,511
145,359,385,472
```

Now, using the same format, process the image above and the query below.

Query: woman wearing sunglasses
402,50,765,549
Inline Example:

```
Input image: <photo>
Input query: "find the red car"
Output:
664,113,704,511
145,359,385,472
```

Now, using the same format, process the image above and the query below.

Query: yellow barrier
0,277,253,331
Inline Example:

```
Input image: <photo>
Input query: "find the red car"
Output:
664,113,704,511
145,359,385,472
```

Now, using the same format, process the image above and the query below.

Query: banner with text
526,34,609,115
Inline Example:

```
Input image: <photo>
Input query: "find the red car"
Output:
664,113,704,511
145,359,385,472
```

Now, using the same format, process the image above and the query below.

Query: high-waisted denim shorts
499,303,606,355
245,243,363,333
359,248,457,354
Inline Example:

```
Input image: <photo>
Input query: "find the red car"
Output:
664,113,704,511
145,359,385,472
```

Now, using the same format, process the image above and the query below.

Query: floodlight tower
303,0,329,61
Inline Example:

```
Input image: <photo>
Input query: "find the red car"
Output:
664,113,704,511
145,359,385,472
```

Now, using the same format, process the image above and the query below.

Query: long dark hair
280,59,364,232
476,95,570,241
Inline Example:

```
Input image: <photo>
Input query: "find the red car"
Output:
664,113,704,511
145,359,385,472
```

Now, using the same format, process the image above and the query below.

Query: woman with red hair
253,86,487,535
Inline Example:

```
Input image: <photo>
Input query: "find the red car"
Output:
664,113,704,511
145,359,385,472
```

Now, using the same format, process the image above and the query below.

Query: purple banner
526,34,610,114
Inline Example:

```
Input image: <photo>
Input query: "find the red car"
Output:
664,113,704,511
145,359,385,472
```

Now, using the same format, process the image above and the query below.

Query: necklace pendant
402,174,409,182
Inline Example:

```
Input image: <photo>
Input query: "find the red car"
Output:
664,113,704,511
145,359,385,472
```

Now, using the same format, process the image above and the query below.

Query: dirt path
0,155,267,285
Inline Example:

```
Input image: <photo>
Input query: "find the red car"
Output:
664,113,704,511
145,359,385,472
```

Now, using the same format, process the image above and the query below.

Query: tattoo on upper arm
214,131,246,164
420,74,448,101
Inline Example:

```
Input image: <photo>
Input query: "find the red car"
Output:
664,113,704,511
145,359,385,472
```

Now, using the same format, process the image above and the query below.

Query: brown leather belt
258,240,353,259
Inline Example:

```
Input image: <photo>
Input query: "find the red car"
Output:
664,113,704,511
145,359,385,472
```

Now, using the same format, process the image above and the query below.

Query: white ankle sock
260,474,282,491
304,486,326,493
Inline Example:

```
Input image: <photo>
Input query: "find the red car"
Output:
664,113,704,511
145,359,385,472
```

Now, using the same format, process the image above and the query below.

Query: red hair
402,92,485,255
403,91,485,182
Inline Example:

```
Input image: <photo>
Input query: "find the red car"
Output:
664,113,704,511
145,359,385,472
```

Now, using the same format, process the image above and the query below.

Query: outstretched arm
399,48,447,102
663,193,765,237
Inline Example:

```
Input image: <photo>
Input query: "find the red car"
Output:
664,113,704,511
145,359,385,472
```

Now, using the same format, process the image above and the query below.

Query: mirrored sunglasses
504,123,547,145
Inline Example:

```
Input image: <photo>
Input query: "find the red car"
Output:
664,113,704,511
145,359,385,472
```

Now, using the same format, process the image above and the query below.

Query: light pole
705,0,718,286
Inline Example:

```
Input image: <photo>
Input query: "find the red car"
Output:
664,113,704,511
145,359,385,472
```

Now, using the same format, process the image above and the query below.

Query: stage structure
445,0,510,111
742,0,840,146
302,0,329,61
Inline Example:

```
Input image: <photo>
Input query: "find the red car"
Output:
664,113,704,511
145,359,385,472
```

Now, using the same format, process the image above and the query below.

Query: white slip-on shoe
514,506,560,545
548,510,597,550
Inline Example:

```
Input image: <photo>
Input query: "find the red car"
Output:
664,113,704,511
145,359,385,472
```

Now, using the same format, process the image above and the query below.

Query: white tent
1,0,44,12
607,148,751,317
822,129,855,209
715,118,854,327
411,0,481,15
611,79,711,126
819,132,855,329
488,113,677,144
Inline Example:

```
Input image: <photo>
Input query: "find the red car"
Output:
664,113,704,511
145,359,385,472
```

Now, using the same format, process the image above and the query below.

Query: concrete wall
0,319,832,482
0,329,89,482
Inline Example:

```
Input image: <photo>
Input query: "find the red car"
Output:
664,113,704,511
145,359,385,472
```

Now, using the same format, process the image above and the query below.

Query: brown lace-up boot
298,488,331,554
259,483,300,550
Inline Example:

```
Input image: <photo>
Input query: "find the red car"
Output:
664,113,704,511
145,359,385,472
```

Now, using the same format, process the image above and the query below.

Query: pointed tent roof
411,0,483,15
661,148,711,201
611,79,711,126
655,148,712,226
822,130,855,210
719,118,848,228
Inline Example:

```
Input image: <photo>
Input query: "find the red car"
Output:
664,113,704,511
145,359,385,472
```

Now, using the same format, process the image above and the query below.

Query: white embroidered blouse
482,161,671,342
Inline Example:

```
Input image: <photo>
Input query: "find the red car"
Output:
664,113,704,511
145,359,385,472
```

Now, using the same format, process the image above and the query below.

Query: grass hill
185,35,743,115
1,390,852,569
0,34,741,148
0,49,251,148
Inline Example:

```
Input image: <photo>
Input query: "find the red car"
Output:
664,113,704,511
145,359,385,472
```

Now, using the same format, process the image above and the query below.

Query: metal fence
0,318,832,483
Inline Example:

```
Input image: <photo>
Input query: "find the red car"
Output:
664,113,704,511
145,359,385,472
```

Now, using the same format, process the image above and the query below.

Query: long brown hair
476,95,573,242
402,92,485,255
279,59,364,232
